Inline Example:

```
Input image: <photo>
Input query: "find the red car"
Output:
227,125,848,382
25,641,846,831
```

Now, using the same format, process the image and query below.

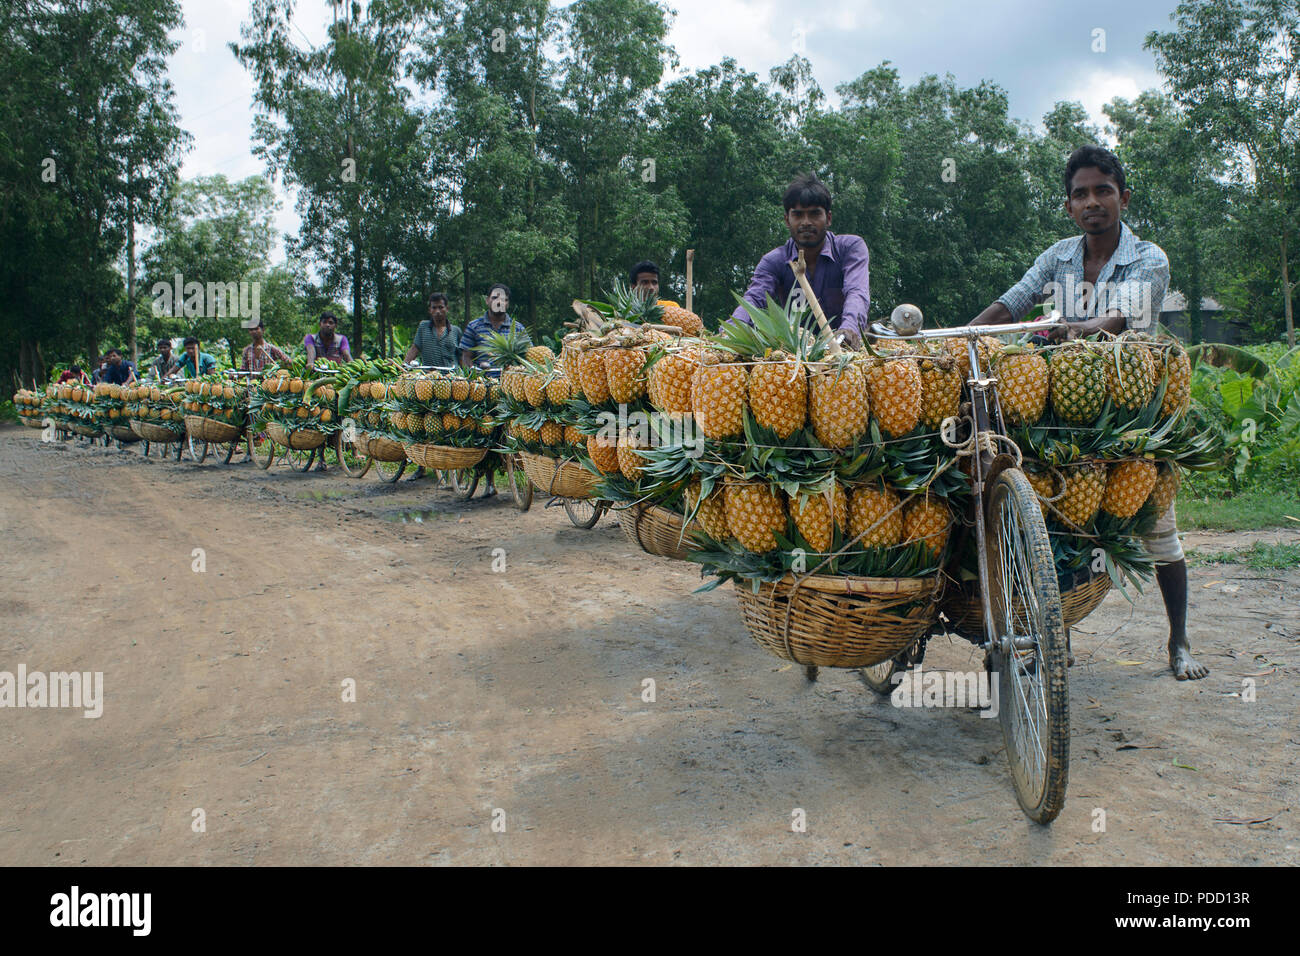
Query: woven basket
19,417,44,429
68,421,103,438
939,567,1114,634
185,414,242,443
108,424,140,443
519,451,600,498
130,419,184,443
736,574,940,668
265,421,327,450
618,503,697,561
363,434,407,462
403,443,487,470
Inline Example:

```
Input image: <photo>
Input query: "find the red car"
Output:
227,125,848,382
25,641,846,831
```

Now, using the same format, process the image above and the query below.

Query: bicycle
859,309,1070,824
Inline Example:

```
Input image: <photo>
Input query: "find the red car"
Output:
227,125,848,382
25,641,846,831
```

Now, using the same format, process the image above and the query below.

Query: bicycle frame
870,314,1064,650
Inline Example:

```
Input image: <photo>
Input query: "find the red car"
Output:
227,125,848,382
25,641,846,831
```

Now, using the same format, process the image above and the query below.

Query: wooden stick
685,249,694,314
789,250,842,355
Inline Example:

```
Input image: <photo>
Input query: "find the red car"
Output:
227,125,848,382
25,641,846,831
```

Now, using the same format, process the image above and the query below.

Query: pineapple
863,355,922,438
545,374,572,406
945,334,1003,379
469,380,488,402
563,424,584,448
994,346,1049,426
450,378,471,401
539,421,564,446
848,482,903,547
616,434,649,481
659,303,705,336
1103,340,1155,412
1026,468,1059,502
1149,462,1180,515
1158,343,1192,419
685,480,729,540
918,344,962,429
1054,461,1108,527
790,481,847,553
604,346,648,404
586,434,621,474
433,376,453,401
576,346,612,404
723,479,787,553
525,345,555,365
809,360,870,449
902,495,952,556
1049,342,1106,424
1100,459,1158,518
690,351,748,439
523,372,546,408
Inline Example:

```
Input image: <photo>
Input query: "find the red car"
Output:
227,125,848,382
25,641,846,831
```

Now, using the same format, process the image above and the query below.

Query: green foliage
1188,541,1300,570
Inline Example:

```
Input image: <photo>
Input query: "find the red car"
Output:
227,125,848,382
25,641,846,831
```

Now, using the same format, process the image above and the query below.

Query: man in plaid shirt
972,145,1204,681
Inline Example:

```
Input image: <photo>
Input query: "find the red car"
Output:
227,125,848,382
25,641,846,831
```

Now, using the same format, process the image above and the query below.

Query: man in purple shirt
731,173,871,348
304,312,352,369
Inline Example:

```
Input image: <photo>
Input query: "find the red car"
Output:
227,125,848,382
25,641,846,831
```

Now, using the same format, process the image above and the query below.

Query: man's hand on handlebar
837,327,863,350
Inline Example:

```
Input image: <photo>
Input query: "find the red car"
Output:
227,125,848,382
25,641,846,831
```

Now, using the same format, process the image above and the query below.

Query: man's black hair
629,260,659,285
319,312,338,323
106,347,121,357
1064,145,1127,196
183,336,199,347
428,292,449,306
783,173,832,213
156,338,170,348
487,283,511,299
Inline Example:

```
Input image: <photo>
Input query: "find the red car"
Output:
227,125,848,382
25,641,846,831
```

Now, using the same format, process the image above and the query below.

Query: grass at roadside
1177,487,1300,531
1187,542,1300,570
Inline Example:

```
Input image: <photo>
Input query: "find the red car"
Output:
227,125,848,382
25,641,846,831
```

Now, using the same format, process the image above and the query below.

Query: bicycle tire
449,468,479,500
985,467,1069,824
563,498,603,529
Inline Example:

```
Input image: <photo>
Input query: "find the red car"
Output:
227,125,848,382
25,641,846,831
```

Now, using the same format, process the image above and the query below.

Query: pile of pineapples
548,287,705,506
41,380,102,434
180,374,249,426
252,360,340,434
991,330,1213,583
638,300,969,587
122,382,186,434
379,368,498,449
483,330,587,459
12,389,46,426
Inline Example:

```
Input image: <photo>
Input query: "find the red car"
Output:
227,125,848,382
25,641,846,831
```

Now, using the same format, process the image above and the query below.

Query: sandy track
1,423,1297,865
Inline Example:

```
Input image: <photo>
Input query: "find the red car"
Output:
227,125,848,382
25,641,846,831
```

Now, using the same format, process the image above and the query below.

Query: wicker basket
519,451,600,498
363,434,407,462
736,574,940,668
265,421,327,450
939,567,1114,634
185,414,242,443
19,417,44,429
108,424,140,443
68,421,103,438
130,419,184,443
618,503,697,561
403,443,487,470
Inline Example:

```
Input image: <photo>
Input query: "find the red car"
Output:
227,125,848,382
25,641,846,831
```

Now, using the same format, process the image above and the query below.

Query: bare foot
1170,645,1208,681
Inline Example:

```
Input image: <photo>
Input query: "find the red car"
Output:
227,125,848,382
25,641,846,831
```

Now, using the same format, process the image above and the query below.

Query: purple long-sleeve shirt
731,231,871,335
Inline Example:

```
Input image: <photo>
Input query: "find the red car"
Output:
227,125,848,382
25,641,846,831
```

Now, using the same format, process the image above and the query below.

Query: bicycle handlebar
869,312,1065,341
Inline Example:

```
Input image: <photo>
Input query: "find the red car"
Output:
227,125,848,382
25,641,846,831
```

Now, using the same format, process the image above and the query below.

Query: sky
168,0,1186,260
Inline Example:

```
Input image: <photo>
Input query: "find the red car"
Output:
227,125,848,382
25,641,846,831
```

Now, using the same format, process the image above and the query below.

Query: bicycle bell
890,303,924,335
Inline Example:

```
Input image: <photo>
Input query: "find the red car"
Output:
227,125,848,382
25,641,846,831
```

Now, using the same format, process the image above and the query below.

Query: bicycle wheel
221,438,241,464
374,457,405,483
286,446,317,472
334,433,372,478
985,467,1068,824
253,430,277,470
563,498,603,529
449,468,479,499
859,658,900,695
189,434,209,463
506,455,533,511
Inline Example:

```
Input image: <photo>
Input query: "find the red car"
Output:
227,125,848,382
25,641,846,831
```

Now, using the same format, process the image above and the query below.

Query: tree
1105,92,1231,343
1147,0,1300,345
140,174,279,362
0,0,186,387
233,0,440,357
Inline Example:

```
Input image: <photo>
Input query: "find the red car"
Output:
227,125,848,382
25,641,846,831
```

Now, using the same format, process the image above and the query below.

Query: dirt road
1,423,1297,865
